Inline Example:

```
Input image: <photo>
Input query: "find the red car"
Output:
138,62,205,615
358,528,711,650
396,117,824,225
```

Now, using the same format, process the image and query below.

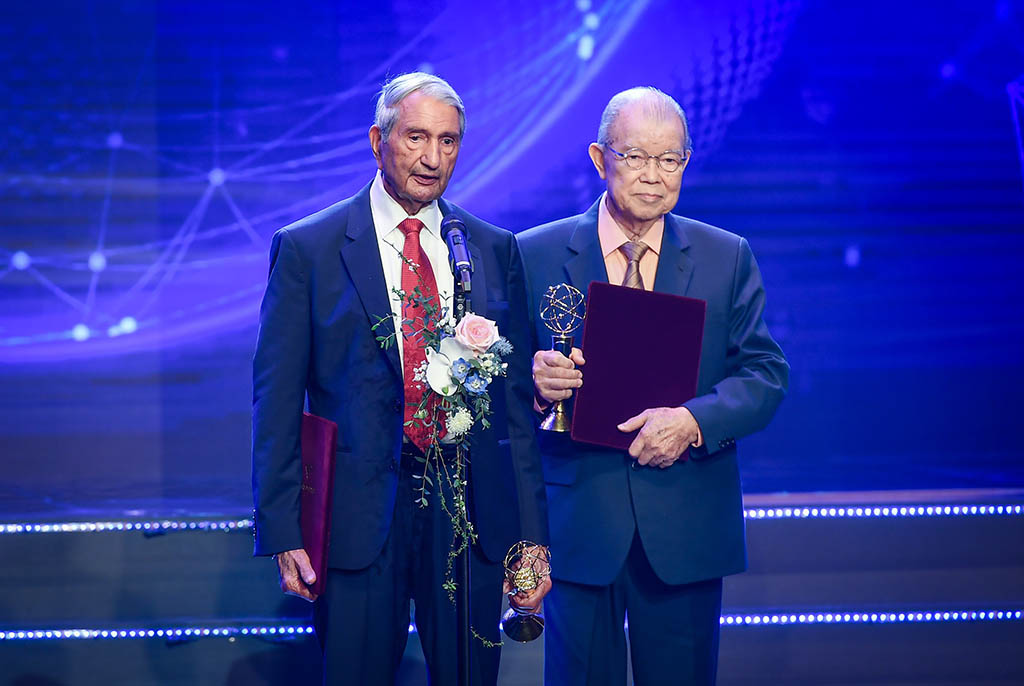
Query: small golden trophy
539,283,586,432
501,541,552,643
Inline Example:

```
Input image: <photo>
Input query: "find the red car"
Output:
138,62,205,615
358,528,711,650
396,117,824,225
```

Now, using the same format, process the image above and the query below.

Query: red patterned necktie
398,217,441,452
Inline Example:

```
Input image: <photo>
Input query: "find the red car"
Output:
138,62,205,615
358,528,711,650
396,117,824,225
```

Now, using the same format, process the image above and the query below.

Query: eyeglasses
606,145,688,173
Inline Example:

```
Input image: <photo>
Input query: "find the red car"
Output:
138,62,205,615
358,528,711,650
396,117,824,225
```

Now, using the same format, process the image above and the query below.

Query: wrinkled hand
532,348,585,406
618,406,700,469
276,548,318,602
503,545,552,614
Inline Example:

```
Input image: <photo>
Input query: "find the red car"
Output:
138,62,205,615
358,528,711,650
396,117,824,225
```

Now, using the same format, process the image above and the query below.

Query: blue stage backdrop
1,0,1023,516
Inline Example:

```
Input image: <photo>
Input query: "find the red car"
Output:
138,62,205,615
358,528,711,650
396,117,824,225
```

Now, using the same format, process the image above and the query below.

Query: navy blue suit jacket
518,198,788,587
252,182,548,569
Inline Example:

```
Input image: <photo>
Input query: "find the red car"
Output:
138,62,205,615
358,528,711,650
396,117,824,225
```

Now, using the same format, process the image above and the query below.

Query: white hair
374,72,466,141
597,87,692,153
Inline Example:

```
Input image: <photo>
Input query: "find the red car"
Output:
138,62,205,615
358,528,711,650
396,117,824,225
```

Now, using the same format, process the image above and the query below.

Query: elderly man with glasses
519,87,789,685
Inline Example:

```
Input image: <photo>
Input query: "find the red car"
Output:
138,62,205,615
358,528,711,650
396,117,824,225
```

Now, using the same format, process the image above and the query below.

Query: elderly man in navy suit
252,72,550,686
519,87,789,685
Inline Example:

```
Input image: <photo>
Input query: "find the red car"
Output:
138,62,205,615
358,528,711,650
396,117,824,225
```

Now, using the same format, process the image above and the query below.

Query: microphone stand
452,267,472,686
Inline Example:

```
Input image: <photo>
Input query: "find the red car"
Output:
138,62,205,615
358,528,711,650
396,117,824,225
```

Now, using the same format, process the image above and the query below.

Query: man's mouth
412,173,439,185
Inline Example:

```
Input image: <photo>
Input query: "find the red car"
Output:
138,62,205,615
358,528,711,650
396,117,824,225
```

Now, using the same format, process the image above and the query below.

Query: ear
588,143,607,180
369,126,384,170
678,152,692,176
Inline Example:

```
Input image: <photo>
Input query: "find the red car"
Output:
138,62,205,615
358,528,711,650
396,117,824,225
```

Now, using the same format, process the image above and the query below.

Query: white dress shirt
369,171,454,375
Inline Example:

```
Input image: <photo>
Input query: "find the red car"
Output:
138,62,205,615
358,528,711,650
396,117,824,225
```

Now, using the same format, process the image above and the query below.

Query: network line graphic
0,0,800,363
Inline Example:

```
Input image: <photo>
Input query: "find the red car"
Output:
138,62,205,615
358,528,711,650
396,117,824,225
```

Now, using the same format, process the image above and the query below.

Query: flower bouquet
372,267,512,604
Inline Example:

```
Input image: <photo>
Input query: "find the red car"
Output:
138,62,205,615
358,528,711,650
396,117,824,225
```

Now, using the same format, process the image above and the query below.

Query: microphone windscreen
441,214,468,240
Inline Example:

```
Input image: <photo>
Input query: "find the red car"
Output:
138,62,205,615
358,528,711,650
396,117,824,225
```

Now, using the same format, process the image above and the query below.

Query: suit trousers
543,532,722,686
313,449,505,685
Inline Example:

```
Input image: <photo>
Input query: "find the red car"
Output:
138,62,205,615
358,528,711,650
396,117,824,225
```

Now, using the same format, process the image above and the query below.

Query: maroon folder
570,281,706,452
300,411,337,597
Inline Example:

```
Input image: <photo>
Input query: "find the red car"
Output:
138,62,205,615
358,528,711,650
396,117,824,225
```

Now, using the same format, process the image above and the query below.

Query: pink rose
454,314,500,353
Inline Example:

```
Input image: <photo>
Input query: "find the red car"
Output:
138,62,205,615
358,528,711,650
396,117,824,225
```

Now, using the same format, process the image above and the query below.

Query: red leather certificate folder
300,411,337,597
570,281,706,452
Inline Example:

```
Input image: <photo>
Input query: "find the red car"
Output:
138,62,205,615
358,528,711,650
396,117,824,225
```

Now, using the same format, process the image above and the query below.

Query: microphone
441,215,473,293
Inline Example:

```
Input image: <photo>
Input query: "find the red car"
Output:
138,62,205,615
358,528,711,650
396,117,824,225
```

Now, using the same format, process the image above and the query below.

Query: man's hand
618,406,701,469
275,548,318,602
532,347,586,407
503,545,553,614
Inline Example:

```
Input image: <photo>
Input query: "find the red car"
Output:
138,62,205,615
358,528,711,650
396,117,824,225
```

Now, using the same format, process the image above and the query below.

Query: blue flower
464,372,489,395
451,357,471,382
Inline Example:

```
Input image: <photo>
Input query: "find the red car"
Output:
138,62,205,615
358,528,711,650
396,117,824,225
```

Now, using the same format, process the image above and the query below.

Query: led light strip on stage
2,609,1021,642
718,609,1024,625
0,519,255,534
2,502,1023,535
742,503,1024,519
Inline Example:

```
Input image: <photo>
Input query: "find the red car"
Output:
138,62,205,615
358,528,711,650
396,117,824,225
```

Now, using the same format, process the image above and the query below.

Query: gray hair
597,87,692,153
374,72,466,141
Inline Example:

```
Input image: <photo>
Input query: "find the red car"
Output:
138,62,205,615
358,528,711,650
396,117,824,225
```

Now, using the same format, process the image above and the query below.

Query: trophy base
539,402,571,432
501,607,545,643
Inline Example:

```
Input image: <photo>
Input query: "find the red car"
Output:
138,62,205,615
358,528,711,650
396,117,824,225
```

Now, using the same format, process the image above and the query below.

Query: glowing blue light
583,12,600,29
71,324,90,342
575,0,591,10
119,316,138,334
940,62,956,79
11,251,30,270
88,251,107,273
208,168,226,186
577,34,595,60
107,132,124,149
844,245,860,268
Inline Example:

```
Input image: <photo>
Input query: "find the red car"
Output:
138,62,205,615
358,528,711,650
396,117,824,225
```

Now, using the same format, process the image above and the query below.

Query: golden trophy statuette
501,541,552,643
538,283,586,432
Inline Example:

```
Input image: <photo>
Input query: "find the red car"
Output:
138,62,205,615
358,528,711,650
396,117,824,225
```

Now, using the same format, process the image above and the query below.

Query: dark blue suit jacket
252,182,548,568
518,198,788,587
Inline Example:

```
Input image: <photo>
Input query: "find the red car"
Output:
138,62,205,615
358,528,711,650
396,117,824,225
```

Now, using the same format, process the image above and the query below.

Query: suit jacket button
630,461,640,471
387,462,396,472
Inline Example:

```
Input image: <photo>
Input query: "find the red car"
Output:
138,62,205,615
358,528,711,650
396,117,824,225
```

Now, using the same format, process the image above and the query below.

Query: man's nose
421,141,441,169
638,156,662,182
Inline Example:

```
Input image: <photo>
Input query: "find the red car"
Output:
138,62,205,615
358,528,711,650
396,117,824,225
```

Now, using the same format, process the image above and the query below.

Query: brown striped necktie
619,240,650,290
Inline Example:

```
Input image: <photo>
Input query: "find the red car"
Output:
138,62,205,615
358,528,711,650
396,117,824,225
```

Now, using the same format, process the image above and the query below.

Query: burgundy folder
300,411,337,597
570,281,706,452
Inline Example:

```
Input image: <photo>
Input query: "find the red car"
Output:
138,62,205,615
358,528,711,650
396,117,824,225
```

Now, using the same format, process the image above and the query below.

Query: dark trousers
543,532,722,686
313,450,505,686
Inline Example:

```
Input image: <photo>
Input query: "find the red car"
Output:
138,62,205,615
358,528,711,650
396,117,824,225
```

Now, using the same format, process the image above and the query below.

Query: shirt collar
596,192,664,259
369,170,443,239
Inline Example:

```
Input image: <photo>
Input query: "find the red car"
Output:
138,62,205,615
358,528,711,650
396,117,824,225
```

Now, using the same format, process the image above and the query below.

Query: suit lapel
339,183,402,380
564,198,608,292
652,213,694,296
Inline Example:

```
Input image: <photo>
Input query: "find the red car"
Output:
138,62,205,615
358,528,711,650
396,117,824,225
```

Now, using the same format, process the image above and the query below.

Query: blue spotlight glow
11,251,30,270
88,251,107,273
